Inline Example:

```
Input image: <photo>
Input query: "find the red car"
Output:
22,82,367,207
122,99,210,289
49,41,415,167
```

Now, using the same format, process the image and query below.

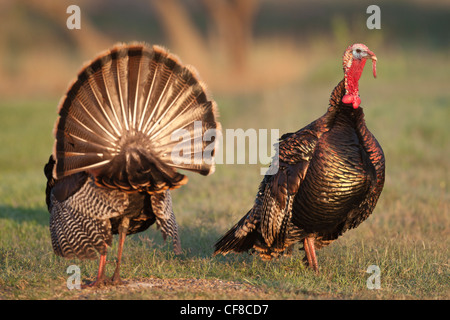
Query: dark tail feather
214,209,304,260
213,210,259,256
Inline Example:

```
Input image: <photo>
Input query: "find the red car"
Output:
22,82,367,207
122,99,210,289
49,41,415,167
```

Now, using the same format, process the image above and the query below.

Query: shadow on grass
0,203,257,280
0,204,49,226
128,221,234,260
0,203,230,259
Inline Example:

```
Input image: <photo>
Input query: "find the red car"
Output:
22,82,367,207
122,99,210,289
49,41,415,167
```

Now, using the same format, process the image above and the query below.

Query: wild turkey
44,43,220,286
214,44,385,273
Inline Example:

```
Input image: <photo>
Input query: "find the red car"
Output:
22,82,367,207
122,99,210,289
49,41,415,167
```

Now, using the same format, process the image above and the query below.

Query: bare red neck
342,58,367,109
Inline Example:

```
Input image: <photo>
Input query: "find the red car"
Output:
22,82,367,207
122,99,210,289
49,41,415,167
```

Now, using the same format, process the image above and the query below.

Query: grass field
0,45,449,300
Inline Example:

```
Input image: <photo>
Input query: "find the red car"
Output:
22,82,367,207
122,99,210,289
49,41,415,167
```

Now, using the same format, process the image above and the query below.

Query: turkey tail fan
53,43,220,193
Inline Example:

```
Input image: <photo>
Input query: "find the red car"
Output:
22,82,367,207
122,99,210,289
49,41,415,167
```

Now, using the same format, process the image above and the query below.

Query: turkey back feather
53,43,220,193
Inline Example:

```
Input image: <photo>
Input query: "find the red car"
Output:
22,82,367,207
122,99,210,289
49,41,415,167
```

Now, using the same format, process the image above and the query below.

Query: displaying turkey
44,43,220,286
214,44,385,273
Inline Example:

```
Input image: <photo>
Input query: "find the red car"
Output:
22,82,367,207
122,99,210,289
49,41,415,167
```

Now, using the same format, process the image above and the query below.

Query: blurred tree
149,0,211,69
203,0,259,75
26,0,111,58
149,0,260,76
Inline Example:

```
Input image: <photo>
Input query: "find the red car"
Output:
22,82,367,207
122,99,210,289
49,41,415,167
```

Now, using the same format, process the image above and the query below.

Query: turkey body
45,157,179,260
45,43,220,285
292,98,380,240
214,64,385,271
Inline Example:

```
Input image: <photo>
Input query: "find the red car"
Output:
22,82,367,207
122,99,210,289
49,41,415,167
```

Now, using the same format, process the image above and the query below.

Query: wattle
342,94,361,109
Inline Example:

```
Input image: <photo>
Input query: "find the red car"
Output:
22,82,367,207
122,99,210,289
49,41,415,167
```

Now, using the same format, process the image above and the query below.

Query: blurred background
0,0,448,98
0,0,448,211
1,0,449,226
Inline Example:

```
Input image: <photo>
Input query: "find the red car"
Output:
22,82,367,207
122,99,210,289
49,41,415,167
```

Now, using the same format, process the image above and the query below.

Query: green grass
0,45,449,300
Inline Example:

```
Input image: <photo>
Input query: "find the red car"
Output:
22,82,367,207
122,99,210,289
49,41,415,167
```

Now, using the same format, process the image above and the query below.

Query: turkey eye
352,48,363,58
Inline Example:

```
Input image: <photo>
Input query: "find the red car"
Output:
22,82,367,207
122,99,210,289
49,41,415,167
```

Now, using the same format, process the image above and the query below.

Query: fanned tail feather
53,43,220,193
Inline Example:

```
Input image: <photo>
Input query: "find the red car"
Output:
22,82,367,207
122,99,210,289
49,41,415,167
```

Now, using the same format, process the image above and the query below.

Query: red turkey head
341,43,377,109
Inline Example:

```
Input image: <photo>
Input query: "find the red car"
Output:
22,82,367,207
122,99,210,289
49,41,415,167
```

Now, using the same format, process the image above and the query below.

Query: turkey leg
111,217,130,284
303,237,319,273
83,247,108,288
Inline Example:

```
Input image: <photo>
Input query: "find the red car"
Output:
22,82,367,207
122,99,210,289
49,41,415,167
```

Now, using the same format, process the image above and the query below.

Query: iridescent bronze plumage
214,44,384,272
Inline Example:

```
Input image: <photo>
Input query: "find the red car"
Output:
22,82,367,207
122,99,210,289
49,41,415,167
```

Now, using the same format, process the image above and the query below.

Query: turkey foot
82,253,111,288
